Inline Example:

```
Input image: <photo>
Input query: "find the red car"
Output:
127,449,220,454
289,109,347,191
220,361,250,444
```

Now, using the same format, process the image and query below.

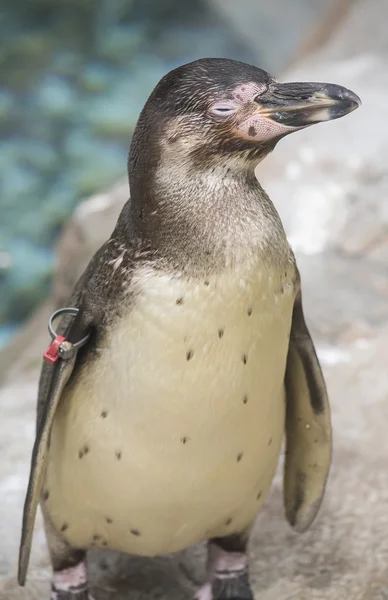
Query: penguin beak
256,81,361,127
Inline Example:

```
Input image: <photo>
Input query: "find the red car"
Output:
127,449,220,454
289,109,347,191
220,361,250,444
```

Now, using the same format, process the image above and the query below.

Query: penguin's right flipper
283,281,332,533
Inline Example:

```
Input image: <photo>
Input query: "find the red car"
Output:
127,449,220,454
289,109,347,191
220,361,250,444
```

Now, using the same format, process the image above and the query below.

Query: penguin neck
127,157,287,276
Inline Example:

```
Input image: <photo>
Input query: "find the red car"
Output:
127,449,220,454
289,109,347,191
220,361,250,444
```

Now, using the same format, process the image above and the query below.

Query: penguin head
129,58,361,175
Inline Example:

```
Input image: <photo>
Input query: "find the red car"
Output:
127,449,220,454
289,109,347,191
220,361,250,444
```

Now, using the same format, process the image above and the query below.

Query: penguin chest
46,263,296,555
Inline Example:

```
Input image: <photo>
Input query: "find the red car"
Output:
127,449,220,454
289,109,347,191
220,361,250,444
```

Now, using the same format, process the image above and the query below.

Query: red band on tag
43,335,66,364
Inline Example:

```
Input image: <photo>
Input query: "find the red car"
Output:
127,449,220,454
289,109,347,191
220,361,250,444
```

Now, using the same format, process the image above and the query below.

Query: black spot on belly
92,534,101,541
181,436,189,444
268,437,272,446
256,491,262,501
242,353,248,365
78,445,89,459
106,517,113,524
130,528,141,536
60,523,68,532
204,280,210,286
248,125,256,137
247,307,252,316
100,410,108,419
186,350,194,361
218,328,224,339
115,451,122,460
225,517,233,526
102,541,108,547
42,490,50,501
176,297,184,305
243,394,248,404
237,452,244,462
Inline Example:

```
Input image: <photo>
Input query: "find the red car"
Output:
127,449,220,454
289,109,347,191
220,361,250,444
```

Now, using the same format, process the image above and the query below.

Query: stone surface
205,0,352,71
261,0,388,268
258,0,388,345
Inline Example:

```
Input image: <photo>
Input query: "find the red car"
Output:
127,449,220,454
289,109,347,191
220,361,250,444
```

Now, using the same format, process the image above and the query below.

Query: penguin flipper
283,283,332,533
17,243,107,586
18,352,77,585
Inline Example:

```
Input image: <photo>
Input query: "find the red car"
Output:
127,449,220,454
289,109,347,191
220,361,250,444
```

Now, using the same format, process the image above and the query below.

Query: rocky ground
1,0,388,598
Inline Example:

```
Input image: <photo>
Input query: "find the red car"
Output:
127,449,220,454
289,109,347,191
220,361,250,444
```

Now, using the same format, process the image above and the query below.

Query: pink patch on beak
237,112,298,142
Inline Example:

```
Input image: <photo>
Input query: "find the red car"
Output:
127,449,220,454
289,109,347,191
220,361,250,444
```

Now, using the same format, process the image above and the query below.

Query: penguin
18,58,360,600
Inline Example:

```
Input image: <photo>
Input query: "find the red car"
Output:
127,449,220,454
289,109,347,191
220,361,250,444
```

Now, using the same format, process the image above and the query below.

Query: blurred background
2,1,388,599
0,0,345,348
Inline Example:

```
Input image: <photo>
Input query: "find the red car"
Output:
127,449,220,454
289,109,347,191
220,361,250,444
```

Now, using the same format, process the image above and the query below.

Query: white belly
45,262,296,555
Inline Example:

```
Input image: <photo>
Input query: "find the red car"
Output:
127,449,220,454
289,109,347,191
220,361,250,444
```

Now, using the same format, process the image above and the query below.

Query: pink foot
195,582,213,600
51,561,91,600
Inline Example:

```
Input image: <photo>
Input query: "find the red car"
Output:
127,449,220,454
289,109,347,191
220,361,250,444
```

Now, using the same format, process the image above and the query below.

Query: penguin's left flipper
284,277,332,533
17,245,106,586
17,311,91,587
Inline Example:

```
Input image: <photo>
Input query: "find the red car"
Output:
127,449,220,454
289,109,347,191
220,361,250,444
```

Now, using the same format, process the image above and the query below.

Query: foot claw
212,571,253,600
51,589,90,600
195,572,254,600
